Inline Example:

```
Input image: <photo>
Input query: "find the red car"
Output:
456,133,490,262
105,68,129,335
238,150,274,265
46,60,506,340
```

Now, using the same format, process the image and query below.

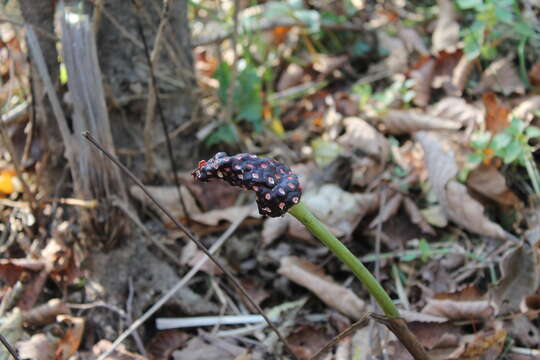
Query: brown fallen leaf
398,26,429,56
147,330,189,360
278,256,368,319
432,51,463,92
431,0,460,53
422,286,493,320
22,298,69,326
92,339,146,360
407,321,461,350
287,324,333,360
428,97,483,129
409,57,435,107
189,205,258,227
17,334,58,360
416,132,506,239
313,54,349,75
378,32,408,73
402,197,436,235
172,336,246,360
382,110,461,134
0,258,45,285
262,217,289,247
369,192,403,228
483,93,511,134
55,315,84,360
491,245,539,315
467,165,521,206
299,185,379,238
529,58,540,86
474,57,526,95
130,185,201,220
451,54,476,96
277,63,305,91
337,117,390,162
447,329,506,360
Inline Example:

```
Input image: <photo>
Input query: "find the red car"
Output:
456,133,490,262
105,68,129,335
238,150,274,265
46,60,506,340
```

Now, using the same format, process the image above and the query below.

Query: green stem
289,202,400,318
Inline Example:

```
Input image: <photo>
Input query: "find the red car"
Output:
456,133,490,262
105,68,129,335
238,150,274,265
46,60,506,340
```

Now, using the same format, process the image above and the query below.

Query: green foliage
457,0,537,61
352,77,415,113
466,118,540,193
206,62,264,146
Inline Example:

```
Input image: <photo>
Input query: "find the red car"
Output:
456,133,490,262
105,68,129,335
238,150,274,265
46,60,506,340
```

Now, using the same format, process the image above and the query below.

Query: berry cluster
192,152,302,217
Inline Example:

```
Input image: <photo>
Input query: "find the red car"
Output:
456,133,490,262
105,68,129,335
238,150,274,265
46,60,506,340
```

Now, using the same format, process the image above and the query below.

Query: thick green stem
289,202,400,318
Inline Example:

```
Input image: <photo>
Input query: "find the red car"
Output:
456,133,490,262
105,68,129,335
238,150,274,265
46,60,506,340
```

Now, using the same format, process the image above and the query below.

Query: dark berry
192,152,302,217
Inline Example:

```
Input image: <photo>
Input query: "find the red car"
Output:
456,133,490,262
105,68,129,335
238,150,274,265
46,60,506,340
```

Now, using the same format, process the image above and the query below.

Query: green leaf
503,139,523,164
418,239,431,262
236,64,263,131
311,138,342,167
508,117,526,135
399,253,418,262
468,153,484,165
526,126,540,139
204,123,238,146
457,0,484,10
213,62,231,104
471,132,492,149
490,133,512,151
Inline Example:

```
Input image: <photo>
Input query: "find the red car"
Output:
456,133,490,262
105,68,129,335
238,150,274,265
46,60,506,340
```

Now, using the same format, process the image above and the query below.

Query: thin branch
134,3,190,223
0,333,22,360
83,132,298,360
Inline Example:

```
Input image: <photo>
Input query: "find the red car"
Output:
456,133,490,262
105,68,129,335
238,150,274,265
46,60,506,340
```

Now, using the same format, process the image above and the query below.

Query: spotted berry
192,152,302,217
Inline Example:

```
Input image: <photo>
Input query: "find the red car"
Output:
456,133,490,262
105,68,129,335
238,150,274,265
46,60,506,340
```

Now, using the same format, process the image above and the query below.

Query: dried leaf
55,315,84,360
17,334,57,360
491,246,539,315
420,205,448,228
416,132,506,239
287,324,332,360
447,329,506,360
147,330,189,360
428,97,483,128
422,286,493,320
382,110,461,134
403,197,436,235
277,63,305,91
22,299,69,326
190,205,258,227
369,192,403,228
0,258,45,285
172,336,246,360
467,165,521,206
410,57,435,107
337,117,390,162
474,57,526,95
451,54,476,96
407,321,461,350
279,256,368,319
378,32,408,73
130,185,201,220
300,185,378,238
92,340,146,360
432,0,460,53
262,217,289,247
529,58,540,86
398,27,429,56
483,93,510,134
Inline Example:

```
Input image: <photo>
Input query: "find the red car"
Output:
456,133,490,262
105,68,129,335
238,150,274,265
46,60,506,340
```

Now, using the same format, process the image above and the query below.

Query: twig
82,132,297,360
0,333,22,360
222,0,240,126
310,313,371,360
134,4,190,223
127,277,147,357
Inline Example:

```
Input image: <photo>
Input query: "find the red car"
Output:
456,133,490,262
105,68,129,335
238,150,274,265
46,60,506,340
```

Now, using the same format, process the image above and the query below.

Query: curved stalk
289,201,400,318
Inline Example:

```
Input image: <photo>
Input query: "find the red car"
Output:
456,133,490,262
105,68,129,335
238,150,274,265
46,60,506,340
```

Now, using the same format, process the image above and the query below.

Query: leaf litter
2,1,540,359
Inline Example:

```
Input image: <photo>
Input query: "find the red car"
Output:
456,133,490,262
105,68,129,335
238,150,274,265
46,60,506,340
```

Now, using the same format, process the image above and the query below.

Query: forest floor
1,1,540,360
